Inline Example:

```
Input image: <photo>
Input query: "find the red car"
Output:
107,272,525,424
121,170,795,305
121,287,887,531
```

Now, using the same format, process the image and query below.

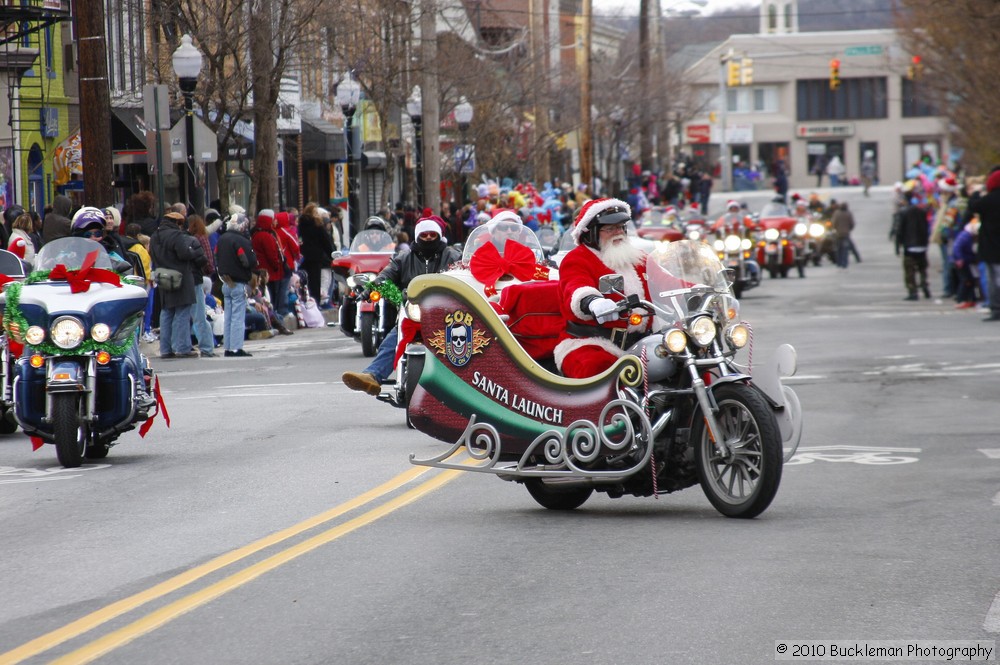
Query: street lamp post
336,73,361,237
454,96,474,208
610,106,625,197
406,86,423,208
171,34,203,213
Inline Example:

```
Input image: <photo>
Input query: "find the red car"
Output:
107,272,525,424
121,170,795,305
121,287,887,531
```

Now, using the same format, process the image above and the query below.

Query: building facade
680,15,947,191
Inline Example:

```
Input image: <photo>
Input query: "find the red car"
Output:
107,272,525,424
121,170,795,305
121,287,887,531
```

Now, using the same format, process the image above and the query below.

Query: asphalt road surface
0,185,996,665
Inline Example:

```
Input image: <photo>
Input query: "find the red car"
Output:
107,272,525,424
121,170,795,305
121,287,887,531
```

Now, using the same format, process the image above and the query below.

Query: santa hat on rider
571,197,631,248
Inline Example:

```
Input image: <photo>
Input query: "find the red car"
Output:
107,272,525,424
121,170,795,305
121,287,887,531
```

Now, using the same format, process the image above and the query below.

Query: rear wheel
0,409,18,434
360,311,377,356
52,394,85,468
524,479,593,510
693,383,782,518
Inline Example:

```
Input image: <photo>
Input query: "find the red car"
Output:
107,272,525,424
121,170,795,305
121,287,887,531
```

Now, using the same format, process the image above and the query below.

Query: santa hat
491,210,522,226
414,219,442,238
664,205,677,216
570,197,631,243
937,176,958,192
726,199,740,209
257,209,275,225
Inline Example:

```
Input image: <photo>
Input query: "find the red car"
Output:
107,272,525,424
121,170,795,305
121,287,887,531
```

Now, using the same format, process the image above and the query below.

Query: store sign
796,123,855,139
686,125,711,144
726,123,753,144
332,162,347,200
844,45,883,57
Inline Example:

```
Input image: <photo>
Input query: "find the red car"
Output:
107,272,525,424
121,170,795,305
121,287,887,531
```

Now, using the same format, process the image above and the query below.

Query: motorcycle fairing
406,273,646,462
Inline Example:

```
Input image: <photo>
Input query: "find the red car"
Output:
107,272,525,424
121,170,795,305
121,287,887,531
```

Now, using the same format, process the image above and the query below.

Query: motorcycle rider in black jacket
342,217,461,395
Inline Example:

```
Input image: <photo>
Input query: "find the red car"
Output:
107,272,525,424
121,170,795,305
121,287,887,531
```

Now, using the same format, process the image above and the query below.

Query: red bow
49,250,122,293
0,274,16,288
469,240,550,297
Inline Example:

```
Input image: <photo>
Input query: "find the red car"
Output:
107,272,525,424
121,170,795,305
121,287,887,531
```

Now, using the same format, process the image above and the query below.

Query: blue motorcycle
2,237,158,467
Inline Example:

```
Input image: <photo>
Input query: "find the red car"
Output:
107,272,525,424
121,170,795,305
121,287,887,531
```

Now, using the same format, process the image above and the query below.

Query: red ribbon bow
469,240,550,297
49,250,122,293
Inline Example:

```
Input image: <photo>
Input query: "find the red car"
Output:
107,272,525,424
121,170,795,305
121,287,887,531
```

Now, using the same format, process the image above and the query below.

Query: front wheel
360,311,378,357
338,295,357,337
52,393,85,468
693,384,783,518
524,479,593,510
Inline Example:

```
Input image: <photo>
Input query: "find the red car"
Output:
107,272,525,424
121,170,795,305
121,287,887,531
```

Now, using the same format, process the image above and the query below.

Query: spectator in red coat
251,209,286,315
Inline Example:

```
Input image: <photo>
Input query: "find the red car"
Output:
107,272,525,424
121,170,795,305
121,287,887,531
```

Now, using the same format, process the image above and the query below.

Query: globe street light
336,73,362,236
171,34,202,213
406,86,423,207
453,96,474,206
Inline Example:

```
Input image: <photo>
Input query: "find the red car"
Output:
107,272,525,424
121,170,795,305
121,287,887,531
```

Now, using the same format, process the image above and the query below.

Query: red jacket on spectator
251,209,284,282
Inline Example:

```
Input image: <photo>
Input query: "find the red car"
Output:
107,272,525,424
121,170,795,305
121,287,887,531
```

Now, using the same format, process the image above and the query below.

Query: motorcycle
331,229,397,356
534,225,561,259
0,249,28,434
710,227,760,299
2,238,159,467
403,239,802,518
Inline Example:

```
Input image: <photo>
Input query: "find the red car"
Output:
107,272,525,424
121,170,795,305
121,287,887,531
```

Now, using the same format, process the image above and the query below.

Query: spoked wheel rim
701,399,765,505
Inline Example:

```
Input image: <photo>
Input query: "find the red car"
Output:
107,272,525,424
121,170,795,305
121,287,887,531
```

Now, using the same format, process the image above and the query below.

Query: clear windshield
557,230,576,252
349,229,395,254
759,202,791,218
33,237,113,272
645,239,734,328
462,220,544,263
535,226,559,248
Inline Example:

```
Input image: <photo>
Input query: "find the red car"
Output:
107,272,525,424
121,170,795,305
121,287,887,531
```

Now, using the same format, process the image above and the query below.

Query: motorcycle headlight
724,235,742,252
764,228,780,241
25,325,45,345
726,324,749,349
664,329,687,353
91,323,111,342
687,230,701,241
50,317,85,350
809,222,825,238
741,238,753,251
404,301,421,322
689,316,716,347
794,223,808,237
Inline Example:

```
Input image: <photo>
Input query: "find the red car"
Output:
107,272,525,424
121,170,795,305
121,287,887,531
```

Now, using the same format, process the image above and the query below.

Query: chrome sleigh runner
407,240,803,518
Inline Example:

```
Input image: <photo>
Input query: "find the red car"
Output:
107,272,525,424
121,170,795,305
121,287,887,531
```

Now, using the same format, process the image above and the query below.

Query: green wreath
3,276,136,357
370,280,403,307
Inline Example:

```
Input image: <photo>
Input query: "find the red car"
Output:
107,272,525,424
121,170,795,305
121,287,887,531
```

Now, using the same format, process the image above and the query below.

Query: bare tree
896,0,1000,172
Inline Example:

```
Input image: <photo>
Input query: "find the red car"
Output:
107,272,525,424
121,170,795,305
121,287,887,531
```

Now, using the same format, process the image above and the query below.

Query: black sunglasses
83,229,105,238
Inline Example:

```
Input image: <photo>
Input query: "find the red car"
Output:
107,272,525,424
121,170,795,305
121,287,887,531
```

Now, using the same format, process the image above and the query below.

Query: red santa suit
554,199,651,379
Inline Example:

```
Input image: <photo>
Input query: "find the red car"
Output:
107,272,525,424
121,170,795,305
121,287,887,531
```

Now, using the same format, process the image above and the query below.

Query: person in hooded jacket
42,194,73,244
274,211,300,317
969,167,1000,321
251,209,285,315
150,211,207,358
341,218,461,396
215,213,258,356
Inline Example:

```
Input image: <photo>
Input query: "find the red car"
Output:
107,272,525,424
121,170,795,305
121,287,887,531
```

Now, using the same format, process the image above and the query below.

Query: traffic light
727,60,741,87
740,57,754,85
829,58,841,91
907,55,923,80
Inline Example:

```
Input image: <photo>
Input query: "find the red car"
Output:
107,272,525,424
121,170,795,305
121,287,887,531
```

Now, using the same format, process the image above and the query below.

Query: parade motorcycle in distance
0,249,27,433
754,201,805,279
331,229,396,355
534,225,561,259
403,239,802,518
710,228,760,299
1,238,158,467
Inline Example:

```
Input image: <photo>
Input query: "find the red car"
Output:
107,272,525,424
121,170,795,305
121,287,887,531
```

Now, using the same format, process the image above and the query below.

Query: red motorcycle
753,201,804,278
331,229,397,356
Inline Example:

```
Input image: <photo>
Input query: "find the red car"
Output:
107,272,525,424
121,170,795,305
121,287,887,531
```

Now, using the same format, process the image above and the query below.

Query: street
0,186,997,665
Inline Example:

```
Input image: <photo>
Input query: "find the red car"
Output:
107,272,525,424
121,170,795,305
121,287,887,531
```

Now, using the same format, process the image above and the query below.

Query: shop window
796,78,887,121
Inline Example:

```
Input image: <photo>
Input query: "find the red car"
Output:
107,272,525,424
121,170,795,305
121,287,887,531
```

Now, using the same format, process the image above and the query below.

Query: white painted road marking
985,590,1000,633
786,446,920,466
0,465,110,485
979,449,1000,459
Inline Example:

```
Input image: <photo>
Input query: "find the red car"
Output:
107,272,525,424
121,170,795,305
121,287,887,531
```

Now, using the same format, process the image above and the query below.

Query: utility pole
718,48,732,193
77,0,113,206
530,0,551,184
420,0,441,214
579,0,592,189
638,0,651,172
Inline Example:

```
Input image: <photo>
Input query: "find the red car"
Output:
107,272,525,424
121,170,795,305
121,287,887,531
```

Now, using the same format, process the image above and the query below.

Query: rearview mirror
599,274,624,295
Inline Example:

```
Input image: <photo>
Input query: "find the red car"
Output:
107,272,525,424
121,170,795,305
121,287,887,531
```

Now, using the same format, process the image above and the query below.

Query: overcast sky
593,0,760,16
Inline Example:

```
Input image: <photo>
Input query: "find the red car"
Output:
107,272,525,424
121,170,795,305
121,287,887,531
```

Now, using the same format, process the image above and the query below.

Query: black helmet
580,201,630,250
364,216,389,232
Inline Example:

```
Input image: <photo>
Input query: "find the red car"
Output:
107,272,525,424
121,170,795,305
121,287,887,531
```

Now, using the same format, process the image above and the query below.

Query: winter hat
104,206,122,229
228,213,250,233
491,210,522,226
228,203,246,216
663,205,677,216
163,211,185,222
987,170,1000,193
414,219,442,238
257,209,275,226
937,177,957,192
726,200,740,210
275,211,290,228
203,207,221,224
570,197,631,244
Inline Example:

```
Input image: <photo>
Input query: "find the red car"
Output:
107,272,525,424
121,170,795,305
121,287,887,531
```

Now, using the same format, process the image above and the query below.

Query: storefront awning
301,118,346,162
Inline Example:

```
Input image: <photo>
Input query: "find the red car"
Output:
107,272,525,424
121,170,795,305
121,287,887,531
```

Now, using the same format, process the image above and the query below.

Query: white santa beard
599,236,644,273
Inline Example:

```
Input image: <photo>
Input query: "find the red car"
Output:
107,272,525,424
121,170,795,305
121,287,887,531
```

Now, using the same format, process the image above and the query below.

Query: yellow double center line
0,464,461,665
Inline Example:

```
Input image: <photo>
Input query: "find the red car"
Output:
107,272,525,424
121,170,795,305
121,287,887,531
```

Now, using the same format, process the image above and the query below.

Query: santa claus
554,197,651,378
